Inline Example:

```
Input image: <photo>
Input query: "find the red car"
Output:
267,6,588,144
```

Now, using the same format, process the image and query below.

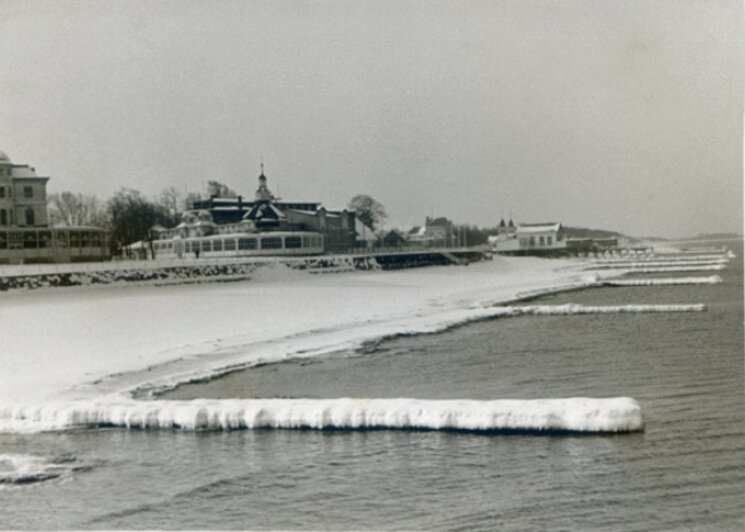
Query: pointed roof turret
255,162,274,201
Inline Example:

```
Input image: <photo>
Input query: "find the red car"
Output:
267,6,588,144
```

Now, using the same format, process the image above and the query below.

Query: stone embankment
0,250,488,291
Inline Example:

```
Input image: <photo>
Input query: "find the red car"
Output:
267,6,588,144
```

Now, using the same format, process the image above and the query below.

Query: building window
24,186,33,199
25,207,35,226
23,231,38,249
8,231,22,249
0,187,5,198
39,231,51,249
202,240,212,252
224,238,236,251
547,236,552,246
0,210,5,226
285,236,302,249
529,236,535,247
56,230,69,247
238,238,257,250
213,239,223,252
0,232,6,249
261,236,282,250
539,236,545,246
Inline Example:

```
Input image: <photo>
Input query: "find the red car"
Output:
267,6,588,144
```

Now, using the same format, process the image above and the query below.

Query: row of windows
153,235,323,254
0,207,36,226
519,235,554,247
0,230,106,250
0,185,34,198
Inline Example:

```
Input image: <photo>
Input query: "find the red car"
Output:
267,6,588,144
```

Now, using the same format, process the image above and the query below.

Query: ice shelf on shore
590,260,727,270
602,276,723,286
600,264,726,273
0,256,705,436
0,397,644,433
593,255,729,264
487,303,706,315
0,256,593,405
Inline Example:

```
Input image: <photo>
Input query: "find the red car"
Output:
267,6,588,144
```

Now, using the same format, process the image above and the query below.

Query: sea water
0,241,742,530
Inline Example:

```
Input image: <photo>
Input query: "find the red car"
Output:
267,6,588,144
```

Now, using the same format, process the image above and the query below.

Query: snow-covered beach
0,255,652,433
1,247,740,530
1,249,732,434
1,257,584,404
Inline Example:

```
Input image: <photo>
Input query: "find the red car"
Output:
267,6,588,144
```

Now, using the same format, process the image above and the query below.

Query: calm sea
1,241,742,531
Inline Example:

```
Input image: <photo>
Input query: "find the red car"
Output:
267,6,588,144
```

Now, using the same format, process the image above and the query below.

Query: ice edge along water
0,397,644,434
603,276,723,286
0,301,705,434
0,300,707,435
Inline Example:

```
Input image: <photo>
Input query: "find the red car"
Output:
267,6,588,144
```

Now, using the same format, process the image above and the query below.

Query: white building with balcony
0,150,109,264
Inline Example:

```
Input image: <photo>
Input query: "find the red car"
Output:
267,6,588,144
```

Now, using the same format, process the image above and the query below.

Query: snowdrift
603,276,723,286
487,303,705,315
591,261,727,270
0,397,643,433
608,265,726,273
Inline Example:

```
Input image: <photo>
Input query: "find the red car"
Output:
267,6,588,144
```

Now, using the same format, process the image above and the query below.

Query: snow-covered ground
1,253,717,433
1,257,590,405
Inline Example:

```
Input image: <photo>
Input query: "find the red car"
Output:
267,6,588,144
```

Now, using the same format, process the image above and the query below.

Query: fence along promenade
0,244,488,279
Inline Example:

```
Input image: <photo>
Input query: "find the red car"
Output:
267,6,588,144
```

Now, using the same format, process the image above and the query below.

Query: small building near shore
0,150,110,264
408,216,461,247
491,222,567,255
381,230,407,248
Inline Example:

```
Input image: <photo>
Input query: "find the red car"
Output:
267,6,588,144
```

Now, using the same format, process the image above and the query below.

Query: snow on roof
517,223,562,234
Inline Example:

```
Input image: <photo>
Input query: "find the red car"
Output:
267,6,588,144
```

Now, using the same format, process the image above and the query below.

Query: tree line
47,184,500,254
47,185,388,254
47,184,224,254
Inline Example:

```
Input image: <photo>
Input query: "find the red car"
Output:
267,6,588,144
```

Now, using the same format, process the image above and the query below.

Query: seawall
0,249,489,291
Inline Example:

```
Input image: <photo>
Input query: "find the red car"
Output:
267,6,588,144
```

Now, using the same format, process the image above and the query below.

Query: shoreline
0,246,729,433
143,277,605,401
0,256,590,407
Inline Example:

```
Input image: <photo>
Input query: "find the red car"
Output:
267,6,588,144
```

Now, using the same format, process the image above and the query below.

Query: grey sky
1,0,741,238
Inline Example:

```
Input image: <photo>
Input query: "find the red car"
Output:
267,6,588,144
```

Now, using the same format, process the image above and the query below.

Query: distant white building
491,222,567,254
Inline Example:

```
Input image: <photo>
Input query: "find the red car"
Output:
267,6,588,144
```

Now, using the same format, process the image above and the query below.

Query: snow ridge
0,397,644,434
591,261,727,270
603,265,726,273
486,303,706,315
603,276,723,286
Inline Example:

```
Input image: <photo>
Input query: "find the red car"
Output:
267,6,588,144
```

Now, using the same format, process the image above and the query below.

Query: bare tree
184,191,202,211
47,192,106,227
157,186,184,226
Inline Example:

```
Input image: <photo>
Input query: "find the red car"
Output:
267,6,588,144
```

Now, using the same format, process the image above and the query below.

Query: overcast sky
1,0,742,238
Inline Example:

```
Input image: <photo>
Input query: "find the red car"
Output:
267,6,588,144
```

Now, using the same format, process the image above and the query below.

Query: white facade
0,150,109,264
492,223,567,253
0,151,49,229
